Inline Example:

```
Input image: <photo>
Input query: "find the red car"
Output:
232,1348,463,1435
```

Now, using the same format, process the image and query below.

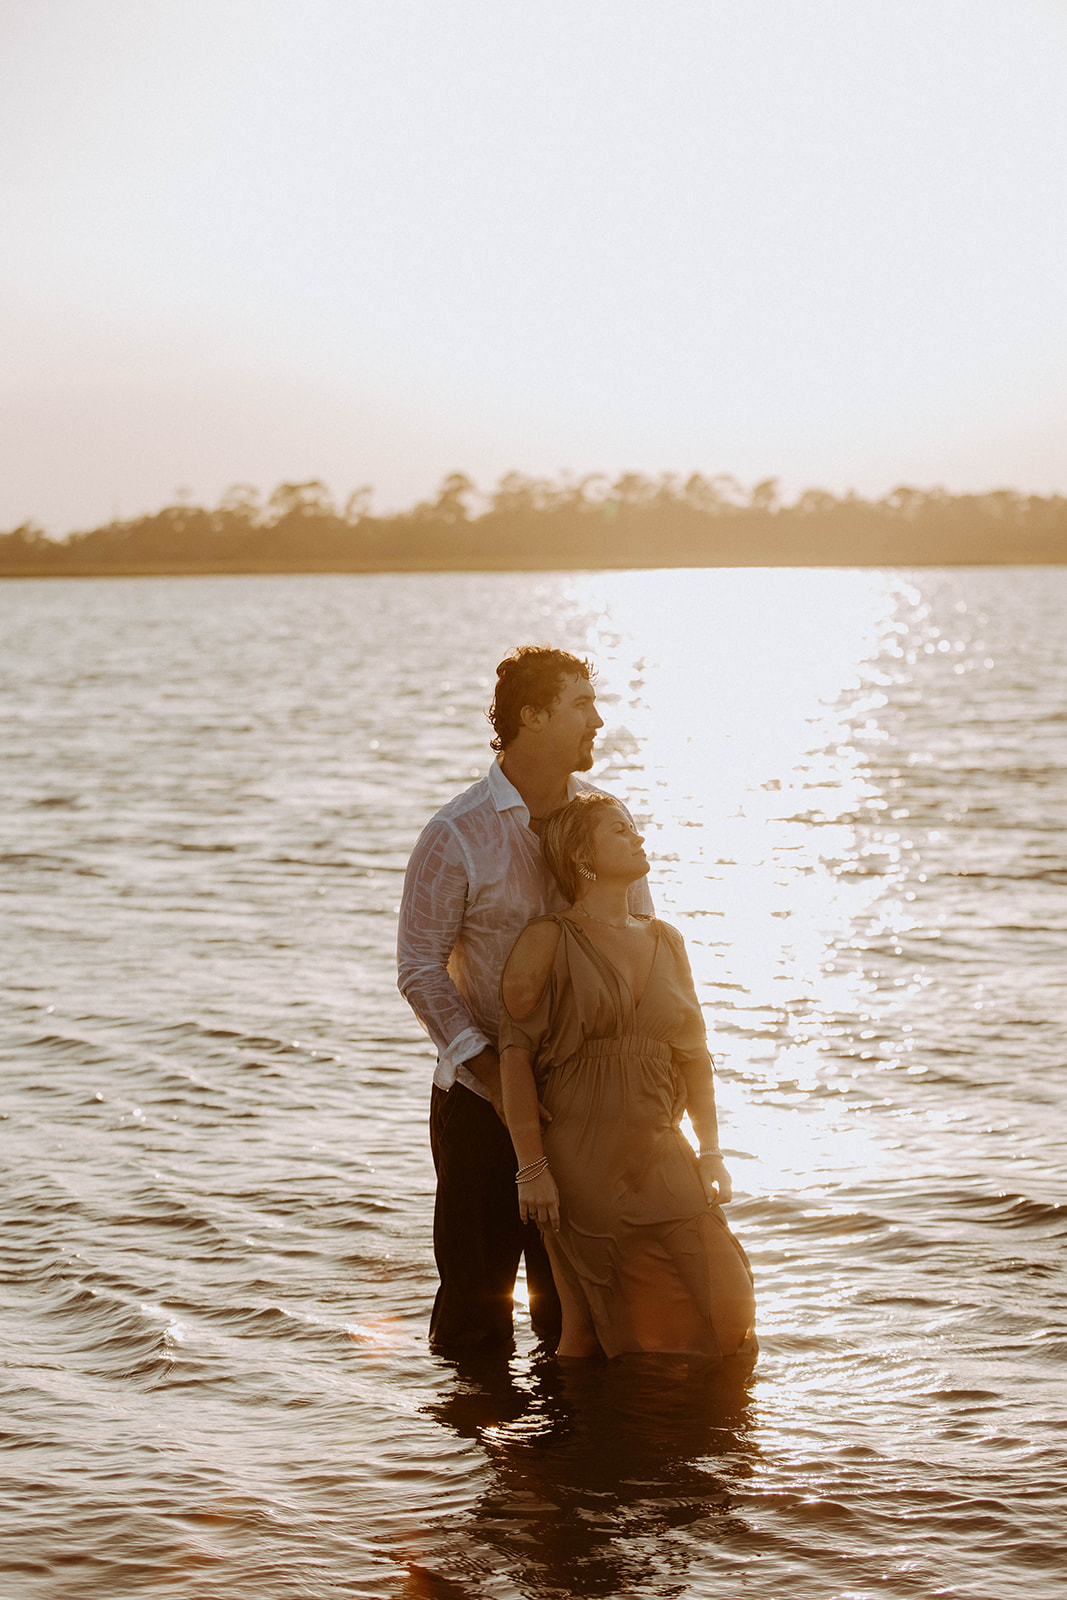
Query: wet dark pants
429,1082,562,1353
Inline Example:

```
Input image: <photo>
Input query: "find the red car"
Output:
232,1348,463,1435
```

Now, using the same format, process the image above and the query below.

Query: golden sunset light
3,7,1065,1599
2,1,1066,539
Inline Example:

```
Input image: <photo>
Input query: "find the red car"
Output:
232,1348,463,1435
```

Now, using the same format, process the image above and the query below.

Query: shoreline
3,554,1066,578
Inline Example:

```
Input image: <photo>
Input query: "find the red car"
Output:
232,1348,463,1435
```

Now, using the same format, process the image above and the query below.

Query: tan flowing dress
499,914,754,1360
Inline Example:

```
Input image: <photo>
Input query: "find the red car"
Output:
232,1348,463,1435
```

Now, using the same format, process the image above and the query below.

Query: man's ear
518,703,545,733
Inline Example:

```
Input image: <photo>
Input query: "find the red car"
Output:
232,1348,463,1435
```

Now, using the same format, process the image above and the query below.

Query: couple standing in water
398,646,755,1365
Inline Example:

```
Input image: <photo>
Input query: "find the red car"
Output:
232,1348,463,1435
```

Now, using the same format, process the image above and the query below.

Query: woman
499,793,756,1362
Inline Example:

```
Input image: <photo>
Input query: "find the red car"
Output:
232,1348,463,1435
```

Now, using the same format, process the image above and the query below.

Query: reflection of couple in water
415,1349,758,1599
398,645,755,1367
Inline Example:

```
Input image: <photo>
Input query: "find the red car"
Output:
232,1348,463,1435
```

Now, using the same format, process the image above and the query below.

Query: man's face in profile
541,673,604,773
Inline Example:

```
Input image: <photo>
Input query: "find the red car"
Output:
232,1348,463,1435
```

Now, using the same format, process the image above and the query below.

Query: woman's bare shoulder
501,917,563,1019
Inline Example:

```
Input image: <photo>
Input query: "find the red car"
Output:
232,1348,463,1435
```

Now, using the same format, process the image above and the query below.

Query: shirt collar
488,756,584,822
487,756,526,816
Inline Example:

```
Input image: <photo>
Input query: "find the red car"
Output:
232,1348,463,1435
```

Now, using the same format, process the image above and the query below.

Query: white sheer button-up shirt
397,758,653,1098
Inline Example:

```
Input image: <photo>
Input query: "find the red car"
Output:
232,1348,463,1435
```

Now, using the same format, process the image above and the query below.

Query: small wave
17,1032,118,1063
173,841,242,853
949,1192,1067,1234
0,851,72,869
944,869,1067,885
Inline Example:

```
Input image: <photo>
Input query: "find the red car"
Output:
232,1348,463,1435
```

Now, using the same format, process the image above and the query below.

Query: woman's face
586,806,649,885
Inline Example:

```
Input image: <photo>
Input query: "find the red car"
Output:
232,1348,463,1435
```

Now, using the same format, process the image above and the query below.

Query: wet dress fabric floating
500,915,755,1360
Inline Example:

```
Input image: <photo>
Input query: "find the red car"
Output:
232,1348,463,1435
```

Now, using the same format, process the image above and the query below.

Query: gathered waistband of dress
574,1033,672,1064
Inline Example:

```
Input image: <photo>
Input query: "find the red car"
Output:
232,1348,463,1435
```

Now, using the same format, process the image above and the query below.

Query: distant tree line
3,472,1066,574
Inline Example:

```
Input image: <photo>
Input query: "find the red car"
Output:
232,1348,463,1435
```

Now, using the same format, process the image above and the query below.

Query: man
398,645,653,1353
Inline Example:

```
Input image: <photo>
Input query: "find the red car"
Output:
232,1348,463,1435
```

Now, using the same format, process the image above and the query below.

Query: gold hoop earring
577,864,596,882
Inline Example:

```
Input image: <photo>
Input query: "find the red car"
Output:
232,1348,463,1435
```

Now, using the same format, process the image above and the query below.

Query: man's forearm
397,960,481,1066
462,1045,503,1114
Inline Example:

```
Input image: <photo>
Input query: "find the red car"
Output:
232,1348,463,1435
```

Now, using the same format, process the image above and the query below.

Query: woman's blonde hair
540,792,622,903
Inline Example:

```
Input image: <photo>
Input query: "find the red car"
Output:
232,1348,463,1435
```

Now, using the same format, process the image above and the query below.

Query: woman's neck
570,882,634,928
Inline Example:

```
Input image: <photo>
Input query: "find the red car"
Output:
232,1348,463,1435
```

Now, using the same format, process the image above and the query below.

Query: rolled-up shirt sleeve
397,819,490,1083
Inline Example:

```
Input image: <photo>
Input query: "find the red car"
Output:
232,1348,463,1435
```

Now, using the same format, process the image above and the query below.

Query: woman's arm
663,923,734,1203
500,1042,559,1231
677,1052,733,1204
499,918,563,1231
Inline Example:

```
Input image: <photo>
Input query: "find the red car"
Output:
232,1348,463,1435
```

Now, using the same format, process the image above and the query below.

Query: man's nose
592,709,604,728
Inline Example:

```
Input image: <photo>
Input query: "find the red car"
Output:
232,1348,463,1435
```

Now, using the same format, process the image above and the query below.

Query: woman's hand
517,1169,560,1232
697,1152,733,1204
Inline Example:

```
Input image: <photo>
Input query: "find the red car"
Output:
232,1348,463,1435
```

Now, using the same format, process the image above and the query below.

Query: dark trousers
428,1082,562,1353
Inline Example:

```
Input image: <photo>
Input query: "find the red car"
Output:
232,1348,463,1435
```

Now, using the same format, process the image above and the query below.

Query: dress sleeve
498,917,560,1062
660,922,715,1071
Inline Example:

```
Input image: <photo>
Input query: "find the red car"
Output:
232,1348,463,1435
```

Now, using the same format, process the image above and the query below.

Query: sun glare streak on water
561,571,915,1201
0,568,1065,1600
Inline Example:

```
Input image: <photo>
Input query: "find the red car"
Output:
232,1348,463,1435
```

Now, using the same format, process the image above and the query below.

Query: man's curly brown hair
487,645,596,752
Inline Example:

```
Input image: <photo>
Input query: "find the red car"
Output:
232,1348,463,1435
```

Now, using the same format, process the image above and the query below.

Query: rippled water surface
1,569,1065,1599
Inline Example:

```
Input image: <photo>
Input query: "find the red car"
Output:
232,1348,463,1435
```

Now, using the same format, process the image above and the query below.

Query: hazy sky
3,0,1066,534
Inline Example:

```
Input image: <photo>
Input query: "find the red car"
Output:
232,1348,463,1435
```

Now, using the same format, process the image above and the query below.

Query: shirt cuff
434,1026,492,1090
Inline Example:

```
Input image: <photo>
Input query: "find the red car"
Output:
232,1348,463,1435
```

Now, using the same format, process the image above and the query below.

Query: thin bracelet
698,1148,722,1158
